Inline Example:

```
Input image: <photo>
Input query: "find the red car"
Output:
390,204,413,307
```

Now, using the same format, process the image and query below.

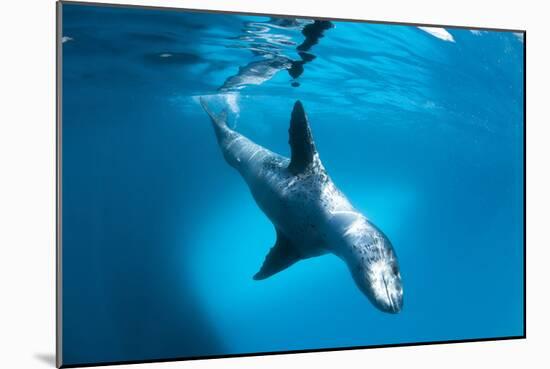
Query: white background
0,0,548,368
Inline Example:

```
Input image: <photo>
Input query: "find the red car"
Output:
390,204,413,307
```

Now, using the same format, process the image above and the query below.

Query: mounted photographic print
57,1,525,367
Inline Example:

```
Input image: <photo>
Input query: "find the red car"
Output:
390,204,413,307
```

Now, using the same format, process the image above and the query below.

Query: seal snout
357,255,403,314
381,273,403,313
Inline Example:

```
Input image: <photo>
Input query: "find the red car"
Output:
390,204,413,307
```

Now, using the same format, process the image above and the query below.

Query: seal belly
251,169,330,258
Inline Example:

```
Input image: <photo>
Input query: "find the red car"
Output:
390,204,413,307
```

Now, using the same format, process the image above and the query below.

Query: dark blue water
61,3,524,366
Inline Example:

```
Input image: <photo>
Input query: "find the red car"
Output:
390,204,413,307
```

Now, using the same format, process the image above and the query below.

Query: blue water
61,3,524,366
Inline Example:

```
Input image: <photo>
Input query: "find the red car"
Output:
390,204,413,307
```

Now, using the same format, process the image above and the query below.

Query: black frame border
56,1,527,368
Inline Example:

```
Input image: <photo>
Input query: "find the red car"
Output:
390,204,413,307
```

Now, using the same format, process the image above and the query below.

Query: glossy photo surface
59,2,525,367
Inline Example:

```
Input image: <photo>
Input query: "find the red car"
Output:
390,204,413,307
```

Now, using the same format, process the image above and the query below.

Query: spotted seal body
200,99,403,313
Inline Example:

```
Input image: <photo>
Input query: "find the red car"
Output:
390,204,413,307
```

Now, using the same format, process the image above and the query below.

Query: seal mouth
382,274,400,313
366,259,403,313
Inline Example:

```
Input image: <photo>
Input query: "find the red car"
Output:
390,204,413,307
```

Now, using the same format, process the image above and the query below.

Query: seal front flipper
287,100,319,174
253,229,302,280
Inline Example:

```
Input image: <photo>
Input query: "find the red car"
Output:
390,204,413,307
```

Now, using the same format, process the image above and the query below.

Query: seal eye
391,264,398,275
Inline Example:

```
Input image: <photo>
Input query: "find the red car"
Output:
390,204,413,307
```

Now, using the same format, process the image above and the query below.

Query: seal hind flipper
199,97,233,145
199,97,228,129
287,100,318,174
253,230,302,280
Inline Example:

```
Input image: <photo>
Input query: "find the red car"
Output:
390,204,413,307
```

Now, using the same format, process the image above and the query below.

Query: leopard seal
200,98,403,313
